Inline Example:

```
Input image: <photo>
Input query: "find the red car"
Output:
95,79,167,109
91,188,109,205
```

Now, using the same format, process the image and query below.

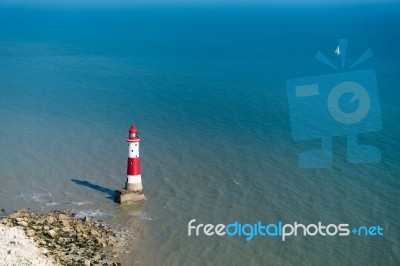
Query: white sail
335,46,341,56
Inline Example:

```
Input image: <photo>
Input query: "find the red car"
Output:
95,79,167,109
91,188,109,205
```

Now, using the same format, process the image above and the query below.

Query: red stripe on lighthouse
127,157,141,176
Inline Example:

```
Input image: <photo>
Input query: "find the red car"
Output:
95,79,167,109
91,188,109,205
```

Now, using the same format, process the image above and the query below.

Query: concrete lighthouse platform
114,189,144,204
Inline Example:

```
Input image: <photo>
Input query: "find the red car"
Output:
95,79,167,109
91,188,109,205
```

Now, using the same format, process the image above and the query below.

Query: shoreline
0,209,132,266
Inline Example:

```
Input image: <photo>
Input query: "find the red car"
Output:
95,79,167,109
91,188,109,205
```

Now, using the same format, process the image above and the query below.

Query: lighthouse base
114,189,145,204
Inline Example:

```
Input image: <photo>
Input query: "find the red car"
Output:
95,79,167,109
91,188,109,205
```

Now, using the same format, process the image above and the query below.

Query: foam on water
75,210,112,219
129,212,157,221
21,192,52,204
73,201,93,206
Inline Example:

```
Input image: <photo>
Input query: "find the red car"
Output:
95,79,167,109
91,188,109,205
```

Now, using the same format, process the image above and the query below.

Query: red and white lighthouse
114,124,145,204
125,125,142,192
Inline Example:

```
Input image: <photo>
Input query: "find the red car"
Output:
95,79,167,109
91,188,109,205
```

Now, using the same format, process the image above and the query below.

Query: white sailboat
335,45,341,56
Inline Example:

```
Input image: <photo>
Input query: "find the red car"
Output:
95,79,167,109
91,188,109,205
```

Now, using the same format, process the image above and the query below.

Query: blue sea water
0,4,399,265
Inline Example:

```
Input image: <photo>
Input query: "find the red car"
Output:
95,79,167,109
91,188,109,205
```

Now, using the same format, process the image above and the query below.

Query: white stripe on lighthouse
128,142,140,158
127,174,142,184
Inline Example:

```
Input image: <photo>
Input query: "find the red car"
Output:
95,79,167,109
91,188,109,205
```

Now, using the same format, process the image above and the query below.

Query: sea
0,3,399,265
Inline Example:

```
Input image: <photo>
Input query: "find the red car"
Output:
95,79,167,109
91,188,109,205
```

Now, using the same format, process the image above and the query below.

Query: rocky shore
1,209,126,266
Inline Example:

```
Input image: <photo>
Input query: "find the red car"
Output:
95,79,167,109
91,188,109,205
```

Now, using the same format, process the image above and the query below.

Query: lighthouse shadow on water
71,179,115,201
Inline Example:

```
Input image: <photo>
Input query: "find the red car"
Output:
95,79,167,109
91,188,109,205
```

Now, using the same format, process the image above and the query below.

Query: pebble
58,214,69,221
18,221,29,227
61,226,70,233
46,216,55,224
83,216,91,224
47,229,57,238
90,228,100,237
26,230,35,237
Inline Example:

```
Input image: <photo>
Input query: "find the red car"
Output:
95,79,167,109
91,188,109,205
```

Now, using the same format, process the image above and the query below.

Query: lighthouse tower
126,125,142,192
114,124,145,204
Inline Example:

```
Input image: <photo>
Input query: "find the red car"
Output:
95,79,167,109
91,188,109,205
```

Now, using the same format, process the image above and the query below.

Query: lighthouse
114,124,145,204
